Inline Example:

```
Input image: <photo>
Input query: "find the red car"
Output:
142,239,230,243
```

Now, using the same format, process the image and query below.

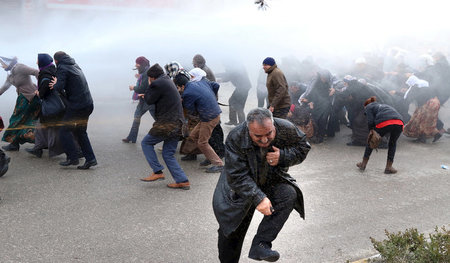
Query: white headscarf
189,68,207,82
404,75,429,99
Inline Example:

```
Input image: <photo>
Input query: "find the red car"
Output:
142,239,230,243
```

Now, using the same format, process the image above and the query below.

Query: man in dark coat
212,108,310,262
139,64,189,189
51,51,97,169
216,62,252,125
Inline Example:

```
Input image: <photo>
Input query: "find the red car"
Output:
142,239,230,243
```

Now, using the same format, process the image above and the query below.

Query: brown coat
266,65,291,109
0,63,38,101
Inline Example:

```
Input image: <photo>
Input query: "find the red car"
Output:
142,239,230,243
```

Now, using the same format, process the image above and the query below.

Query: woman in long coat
25,54,65,158
403,75,442,143
0,57,40,151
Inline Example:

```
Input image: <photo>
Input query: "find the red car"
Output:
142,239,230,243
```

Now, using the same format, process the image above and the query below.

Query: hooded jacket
53,54,93,110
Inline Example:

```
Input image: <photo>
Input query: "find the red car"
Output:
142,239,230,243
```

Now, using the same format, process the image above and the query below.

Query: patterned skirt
2,94,40,144
403,97,440,138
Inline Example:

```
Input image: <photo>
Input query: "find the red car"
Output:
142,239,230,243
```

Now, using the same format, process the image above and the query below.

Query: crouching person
139,64,190,190
212,108,311,262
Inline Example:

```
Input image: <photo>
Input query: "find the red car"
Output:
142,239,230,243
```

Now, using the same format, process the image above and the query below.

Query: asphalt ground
0,85,449,262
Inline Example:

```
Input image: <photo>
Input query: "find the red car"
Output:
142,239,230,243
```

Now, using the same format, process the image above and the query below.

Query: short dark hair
53,51,67,62
147,63,164,79
173,73,190,87
246,108,273,127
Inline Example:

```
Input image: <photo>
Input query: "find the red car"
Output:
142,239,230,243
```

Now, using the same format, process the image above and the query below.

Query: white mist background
1,0,450,104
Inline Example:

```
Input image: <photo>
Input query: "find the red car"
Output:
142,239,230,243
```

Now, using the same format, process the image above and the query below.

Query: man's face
248,118,276,148
176,85,185,95
263,64,271,73
136,63,142,71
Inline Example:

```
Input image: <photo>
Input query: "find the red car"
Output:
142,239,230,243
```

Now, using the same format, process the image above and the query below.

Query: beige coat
0,63,39,101
266,64,291,109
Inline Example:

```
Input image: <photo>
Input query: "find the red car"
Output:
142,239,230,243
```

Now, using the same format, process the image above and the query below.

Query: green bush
369,226,450,263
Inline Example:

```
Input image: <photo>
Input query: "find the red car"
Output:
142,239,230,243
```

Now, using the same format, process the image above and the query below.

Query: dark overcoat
212,118,310,236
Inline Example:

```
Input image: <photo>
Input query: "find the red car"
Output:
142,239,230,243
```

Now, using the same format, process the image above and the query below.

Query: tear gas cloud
1,0,450,103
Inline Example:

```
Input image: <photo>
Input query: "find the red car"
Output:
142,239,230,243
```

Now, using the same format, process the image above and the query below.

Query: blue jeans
127,100,155,143
141,134,188,183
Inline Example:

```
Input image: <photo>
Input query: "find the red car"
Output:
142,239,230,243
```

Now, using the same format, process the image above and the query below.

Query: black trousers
217,183,297,263
272,107,290,119
59,105,96,162
364,124,403,162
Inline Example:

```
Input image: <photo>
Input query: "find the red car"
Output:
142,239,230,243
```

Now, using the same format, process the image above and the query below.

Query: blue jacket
182,79,221,122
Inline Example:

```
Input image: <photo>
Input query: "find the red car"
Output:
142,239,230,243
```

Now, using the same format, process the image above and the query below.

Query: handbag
367,129,381,149
41,89,66,117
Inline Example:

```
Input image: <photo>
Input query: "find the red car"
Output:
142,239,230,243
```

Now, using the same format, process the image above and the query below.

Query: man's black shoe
25,148,43,158
59,159,79,166
248,243,280,262
77,159,97,170
181,154,197,161
2,143,19,151
432,132,443,142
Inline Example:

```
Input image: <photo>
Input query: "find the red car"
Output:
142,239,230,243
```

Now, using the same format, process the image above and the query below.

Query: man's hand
34,90,39,96
129,85,134,91
256,197,273,216
329,87,335,96
137,94,145,98
266,146,280,166
49,76,57,89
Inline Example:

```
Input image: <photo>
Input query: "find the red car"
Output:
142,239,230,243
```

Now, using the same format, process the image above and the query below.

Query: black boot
248,242,280,262
25,148,43,158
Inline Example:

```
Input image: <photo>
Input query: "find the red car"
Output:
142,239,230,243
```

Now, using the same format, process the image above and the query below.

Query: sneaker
248,242,280,262
167,181,190,190
140,173,165,182
199,159,211,167
205,165,223,173
181,154,197,161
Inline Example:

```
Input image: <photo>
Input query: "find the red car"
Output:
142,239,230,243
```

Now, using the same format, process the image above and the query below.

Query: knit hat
173,72,190,87
147,63,164,79
136,56,150,67
262,57,276,66
38,53,53,69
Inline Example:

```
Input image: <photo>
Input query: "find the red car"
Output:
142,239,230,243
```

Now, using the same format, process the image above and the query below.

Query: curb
350,254,381,263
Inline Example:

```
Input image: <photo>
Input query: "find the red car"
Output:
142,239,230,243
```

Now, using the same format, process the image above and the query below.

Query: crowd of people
1,48,449,262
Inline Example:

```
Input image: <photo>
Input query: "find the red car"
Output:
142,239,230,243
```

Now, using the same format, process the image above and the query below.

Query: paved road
1,93,449,262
